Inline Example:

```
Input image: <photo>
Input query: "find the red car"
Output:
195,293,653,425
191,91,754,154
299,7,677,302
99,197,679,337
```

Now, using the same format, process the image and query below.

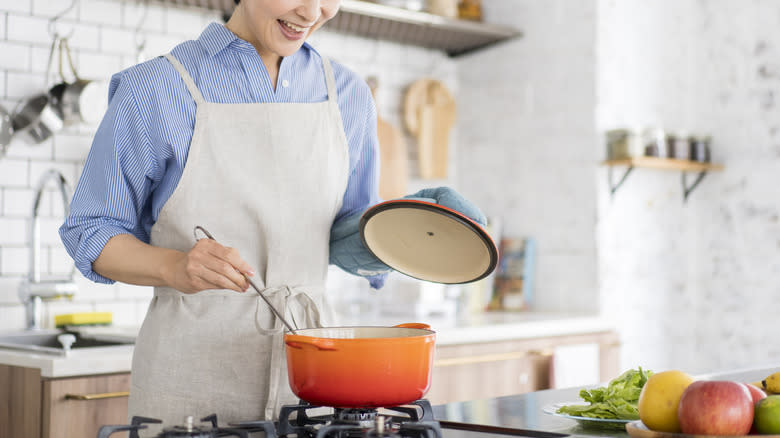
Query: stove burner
97,414,252,438
333,408,378,426
278,400,441,438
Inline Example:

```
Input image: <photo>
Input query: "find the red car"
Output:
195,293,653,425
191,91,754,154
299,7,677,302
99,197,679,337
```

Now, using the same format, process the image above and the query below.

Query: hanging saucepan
11,36,65,145
53,38,107,125
11,94,64,145
284,323,435,408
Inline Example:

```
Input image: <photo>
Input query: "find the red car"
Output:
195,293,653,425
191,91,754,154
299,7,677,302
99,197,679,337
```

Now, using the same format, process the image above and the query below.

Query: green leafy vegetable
556,367,653,420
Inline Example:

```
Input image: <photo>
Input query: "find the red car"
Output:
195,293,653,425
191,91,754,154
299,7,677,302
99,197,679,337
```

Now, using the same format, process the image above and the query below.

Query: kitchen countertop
432,365,780,438
336,311,614,346
0,344,134,378
0,311,613,378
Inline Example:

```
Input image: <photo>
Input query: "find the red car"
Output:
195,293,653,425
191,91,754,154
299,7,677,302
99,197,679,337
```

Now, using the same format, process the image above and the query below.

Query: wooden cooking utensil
417,104,436,178
403,79,456,179
368,77,409,199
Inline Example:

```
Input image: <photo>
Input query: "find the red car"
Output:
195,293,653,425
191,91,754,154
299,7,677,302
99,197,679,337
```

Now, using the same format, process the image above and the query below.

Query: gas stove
97,400,441,438
97,399,569,438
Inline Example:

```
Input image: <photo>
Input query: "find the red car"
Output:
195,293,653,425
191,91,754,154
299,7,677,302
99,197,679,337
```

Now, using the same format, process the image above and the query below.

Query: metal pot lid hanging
359,199,498,284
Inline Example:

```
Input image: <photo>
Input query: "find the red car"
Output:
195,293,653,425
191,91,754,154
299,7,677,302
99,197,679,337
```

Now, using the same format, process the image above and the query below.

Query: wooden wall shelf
602,157,724,172
601,157,725,202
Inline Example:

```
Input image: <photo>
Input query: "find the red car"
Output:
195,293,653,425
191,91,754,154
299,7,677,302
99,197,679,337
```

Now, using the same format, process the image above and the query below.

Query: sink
0,329,134,356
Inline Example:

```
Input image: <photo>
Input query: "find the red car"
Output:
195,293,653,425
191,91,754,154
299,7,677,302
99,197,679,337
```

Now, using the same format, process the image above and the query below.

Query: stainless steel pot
53,38,108,125
54,78,107,125
11,94,64,145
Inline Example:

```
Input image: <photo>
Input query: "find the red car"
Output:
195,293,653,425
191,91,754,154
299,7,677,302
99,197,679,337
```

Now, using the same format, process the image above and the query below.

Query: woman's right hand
165,238,255,294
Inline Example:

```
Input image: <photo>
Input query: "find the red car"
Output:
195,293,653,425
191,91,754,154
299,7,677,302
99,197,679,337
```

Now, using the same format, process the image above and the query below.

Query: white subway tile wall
0,1,455,332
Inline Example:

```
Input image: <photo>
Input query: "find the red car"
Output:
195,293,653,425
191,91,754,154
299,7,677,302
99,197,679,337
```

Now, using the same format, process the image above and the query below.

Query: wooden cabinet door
0,365,42,438
426,331,621,405
42,373,130,438
427,348,551,405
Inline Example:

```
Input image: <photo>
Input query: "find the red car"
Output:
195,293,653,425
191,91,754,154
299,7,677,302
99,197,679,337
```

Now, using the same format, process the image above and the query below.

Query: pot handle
285,337,338,351
394,323,431,330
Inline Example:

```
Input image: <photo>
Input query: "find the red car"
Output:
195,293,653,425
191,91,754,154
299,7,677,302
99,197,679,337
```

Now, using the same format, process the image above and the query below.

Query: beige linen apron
128,53,349,436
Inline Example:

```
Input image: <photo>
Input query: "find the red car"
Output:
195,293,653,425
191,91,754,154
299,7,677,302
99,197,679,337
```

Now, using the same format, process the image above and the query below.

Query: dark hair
234,0,239,4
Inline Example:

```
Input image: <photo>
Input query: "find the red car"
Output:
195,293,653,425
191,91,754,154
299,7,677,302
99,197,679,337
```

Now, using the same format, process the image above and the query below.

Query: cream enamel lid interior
361,204,495,284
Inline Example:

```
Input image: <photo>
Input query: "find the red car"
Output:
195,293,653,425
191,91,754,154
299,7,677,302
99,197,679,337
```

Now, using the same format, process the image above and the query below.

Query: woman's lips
278,19,306,41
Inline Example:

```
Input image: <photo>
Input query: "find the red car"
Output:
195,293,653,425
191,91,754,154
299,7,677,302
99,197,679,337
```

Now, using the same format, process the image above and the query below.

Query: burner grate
97,414,252,438
283,400,442,438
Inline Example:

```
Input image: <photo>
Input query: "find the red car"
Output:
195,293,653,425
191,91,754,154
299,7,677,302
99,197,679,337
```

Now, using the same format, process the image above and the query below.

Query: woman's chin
272,42,306,57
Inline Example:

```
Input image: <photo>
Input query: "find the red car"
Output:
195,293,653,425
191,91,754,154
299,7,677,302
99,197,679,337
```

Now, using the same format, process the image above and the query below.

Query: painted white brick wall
455,0,599,313
0,1,455,332
455,0,780,374
596,0,780,373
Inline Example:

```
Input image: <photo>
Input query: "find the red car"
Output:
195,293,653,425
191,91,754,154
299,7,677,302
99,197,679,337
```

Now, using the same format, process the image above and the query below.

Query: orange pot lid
359,199,498,284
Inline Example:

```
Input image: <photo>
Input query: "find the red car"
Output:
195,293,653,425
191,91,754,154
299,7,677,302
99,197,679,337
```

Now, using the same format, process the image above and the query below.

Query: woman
60,0,484,432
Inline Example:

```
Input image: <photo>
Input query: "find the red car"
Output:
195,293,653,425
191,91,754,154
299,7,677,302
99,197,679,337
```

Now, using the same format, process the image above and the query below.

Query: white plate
543,402,634,428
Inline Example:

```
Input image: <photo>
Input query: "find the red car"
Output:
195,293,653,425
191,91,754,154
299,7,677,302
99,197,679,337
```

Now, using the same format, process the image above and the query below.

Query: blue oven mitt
329,187,486,289
403,187,487,227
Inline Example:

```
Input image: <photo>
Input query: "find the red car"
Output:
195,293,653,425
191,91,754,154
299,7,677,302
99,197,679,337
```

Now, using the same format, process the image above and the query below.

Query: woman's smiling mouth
278,19,309,37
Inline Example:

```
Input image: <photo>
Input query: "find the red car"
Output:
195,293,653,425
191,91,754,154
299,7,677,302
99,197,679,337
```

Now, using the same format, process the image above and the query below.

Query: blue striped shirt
60,22,381,284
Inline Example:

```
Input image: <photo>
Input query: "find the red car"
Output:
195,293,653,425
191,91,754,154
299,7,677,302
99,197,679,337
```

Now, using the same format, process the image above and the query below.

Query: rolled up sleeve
331,79,388,288
335,82,382,221
59,73,159,284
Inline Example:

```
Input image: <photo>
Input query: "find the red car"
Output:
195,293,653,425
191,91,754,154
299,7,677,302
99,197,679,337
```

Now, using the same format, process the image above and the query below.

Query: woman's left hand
402,187,487,226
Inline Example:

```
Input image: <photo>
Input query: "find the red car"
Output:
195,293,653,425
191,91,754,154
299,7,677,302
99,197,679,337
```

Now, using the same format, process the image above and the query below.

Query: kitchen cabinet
602,157,724,202
0,364,130,438
144,0,521,57
427,330,620,405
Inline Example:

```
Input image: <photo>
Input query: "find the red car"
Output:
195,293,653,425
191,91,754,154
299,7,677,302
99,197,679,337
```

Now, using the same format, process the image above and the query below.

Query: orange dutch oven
284,323,435,408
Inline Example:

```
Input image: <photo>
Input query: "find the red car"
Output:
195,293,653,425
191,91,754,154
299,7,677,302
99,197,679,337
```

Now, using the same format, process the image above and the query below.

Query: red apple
744,383,767,434
677,380,754,435
744,383,767,404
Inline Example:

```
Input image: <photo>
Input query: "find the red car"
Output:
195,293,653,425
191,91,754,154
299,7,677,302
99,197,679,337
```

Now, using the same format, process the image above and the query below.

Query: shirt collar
198,22,319,59
199,22,239,57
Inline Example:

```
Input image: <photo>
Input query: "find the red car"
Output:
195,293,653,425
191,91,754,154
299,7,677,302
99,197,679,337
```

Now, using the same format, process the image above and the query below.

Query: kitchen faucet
18,169,78,330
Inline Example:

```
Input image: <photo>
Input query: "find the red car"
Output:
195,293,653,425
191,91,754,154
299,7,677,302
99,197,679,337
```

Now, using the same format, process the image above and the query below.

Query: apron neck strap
164,53,206,105
322,57,337,104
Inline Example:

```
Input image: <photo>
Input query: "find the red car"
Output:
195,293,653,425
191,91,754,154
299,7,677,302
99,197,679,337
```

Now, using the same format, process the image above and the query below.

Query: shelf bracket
607,165,635,198
682,171,708,202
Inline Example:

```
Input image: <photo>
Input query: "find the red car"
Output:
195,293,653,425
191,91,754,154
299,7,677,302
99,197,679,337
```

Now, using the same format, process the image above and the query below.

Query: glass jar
667,132,691,160
605,129,631,159
689,135,712,162
642,127,667,157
